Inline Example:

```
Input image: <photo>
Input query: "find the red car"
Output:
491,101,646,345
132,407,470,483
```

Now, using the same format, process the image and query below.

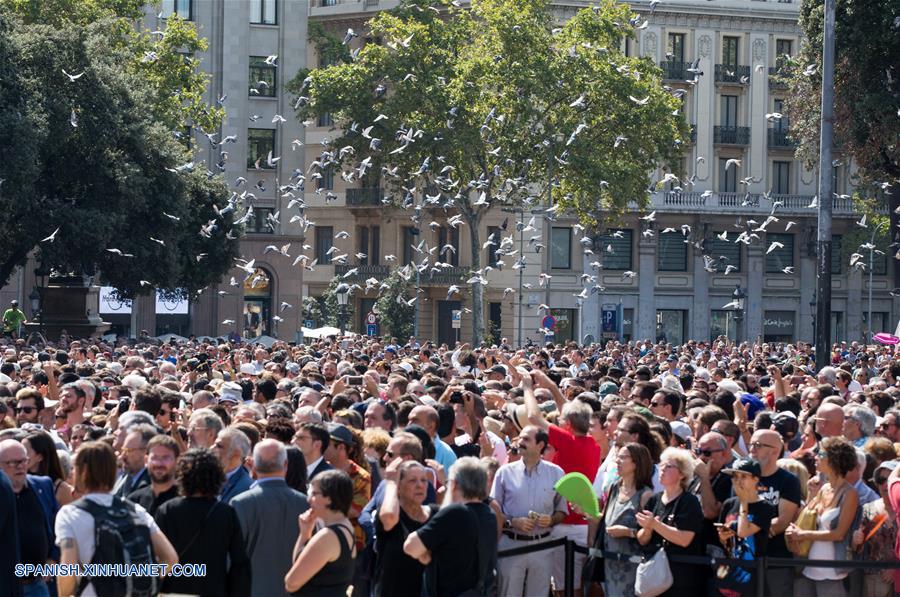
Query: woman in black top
636,447,705,597
155,448,251,597
285,469,356,596
374,459,434,597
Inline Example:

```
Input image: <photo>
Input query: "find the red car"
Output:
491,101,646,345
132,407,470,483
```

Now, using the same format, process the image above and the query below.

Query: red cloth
887,478,900,592
548,424,601,525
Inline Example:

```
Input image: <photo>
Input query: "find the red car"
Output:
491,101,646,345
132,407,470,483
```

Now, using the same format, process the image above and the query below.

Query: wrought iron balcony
715,64,750,84
334,264,390,283
713,126,750,145
345,187,384,207
768,66,789,90
659,61,688,81
768,128,794,148
419,266,469,286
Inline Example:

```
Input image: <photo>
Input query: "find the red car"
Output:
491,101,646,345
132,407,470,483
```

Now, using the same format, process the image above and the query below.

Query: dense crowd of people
1,330,899,597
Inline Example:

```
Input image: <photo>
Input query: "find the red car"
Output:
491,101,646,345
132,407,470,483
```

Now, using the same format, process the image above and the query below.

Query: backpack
74,496,158,597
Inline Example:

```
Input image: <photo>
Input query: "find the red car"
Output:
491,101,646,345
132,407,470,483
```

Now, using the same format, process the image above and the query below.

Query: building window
722,36,739,66
318,113,334,127
873,250,888,275
161,0,191,19
667,33,685,63
551,227,572,270
658,231,688,271
549,309,577,343
831,235,842,274
773,99,789,131
623,308,634,342
710,310,738,343
721,95,738,127
357,226,370,265
775,39,793,66
315,226,333,265
249,207,274,234
708,234,741,272
719,158,737,193
439,225,460,266
249,56,276,97
247,129,275,169
250,0,276,24
864,312,890,336
486,226,501,267
773,161,791,195
764,310,795,343
317,165,334,190
830,311,844,344
765,233,794,272
243,268,272,339
402,227,418,266
371,226,380,266
657,309,688,345
599,229,632,270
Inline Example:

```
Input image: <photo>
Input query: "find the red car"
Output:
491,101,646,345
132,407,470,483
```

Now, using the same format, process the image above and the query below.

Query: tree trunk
466,211,484,345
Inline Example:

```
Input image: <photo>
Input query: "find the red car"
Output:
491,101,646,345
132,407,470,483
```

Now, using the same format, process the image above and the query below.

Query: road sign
367,324,378,336
303,319,315,328
541,315,557,330
451,310,462,329
366,312,377,325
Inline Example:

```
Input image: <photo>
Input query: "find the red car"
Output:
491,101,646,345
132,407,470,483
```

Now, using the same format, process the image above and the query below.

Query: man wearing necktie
114,425,154,497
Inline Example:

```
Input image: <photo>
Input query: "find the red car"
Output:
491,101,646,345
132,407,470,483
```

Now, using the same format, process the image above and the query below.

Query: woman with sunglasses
850,461,898,597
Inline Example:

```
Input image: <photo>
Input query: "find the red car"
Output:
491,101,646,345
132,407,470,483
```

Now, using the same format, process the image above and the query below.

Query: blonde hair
777,458,810,502
659,447,695,489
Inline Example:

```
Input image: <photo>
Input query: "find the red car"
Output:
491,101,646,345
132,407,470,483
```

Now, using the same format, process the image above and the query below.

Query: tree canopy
783,0,899,188
0,3,237,299
290,0,686,342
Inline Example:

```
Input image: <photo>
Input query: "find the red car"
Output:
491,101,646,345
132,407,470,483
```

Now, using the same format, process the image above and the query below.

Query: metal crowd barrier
497,538,900,597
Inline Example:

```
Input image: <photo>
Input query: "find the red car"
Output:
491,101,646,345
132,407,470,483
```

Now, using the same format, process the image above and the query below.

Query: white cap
239,363,259,376
121,374,149,391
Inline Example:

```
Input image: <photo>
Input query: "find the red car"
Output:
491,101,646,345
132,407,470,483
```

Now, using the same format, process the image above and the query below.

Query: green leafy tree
374,270,415,340
782,0,898,188
301,296,325,327
290,0,686,343
0,7,236,298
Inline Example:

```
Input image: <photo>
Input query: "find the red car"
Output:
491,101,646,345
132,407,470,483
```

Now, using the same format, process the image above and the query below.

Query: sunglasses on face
14,406,37,414
694,448,724,457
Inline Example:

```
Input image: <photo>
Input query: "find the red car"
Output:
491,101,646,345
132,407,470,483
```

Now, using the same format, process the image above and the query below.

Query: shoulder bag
635,493,681,597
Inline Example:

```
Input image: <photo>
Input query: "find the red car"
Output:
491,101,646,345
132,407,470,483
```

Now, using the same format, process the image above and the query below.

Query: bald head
748,429,783,469
815,403,844,439
0,439,28,491
252,439,287,477
409,405,439,437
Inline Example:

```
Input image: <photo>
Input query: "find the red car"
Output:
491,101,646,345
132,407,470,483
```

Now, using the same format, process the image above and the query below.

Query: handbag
635,546,674,597
635,493,681,597
581,483,618,592
792,494,821,557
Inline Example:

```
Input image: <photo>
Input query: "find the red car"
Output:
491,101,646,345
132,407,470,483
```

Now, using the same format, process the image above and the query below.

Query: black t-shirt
373,505,434,597
16,485,49,567
757,468,802,559
690,471,734,550
128,484,178,517
644,491,705,591
717,498,777,596
416,501,497,597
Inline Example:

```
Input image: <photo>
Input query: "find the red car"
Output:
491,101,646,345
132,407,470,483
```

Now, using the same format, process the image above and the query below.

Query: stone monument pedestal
25,276,110,341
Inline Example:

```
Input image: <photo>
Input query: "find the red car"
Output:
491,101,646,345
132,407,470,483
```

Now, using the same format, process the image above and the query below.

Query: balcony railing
334,264,390,283
651,191,885,216
419,266,468,286
713,126,750,145
715,64,750,84
659,61,688,81
689,125,697,143
768,128,794,148
345,187,384,207
768,66,789,90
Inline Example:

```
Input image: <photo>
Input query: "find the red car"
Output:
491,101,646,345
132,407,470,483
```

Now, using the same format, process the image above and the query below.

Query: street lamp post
336,283,349,336
867,221,888,344
732,283,746,343
810,293,817,343
29,287,41,337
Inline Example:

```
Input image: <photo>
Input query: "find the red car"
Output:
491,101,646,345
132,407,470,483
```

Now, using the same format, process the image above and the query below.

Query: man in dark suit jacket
296,422,333,480
230,440,309,597
114,426,154,497
0,470,21,597
216,428,254,503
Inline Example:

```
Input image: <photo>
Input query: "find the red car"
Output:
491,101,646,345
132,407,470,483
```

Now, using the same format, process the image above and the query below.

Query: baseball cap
599,381,618,397
285,362,300,374
670,421,692,443
722,458,762,478
327,422,354,446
